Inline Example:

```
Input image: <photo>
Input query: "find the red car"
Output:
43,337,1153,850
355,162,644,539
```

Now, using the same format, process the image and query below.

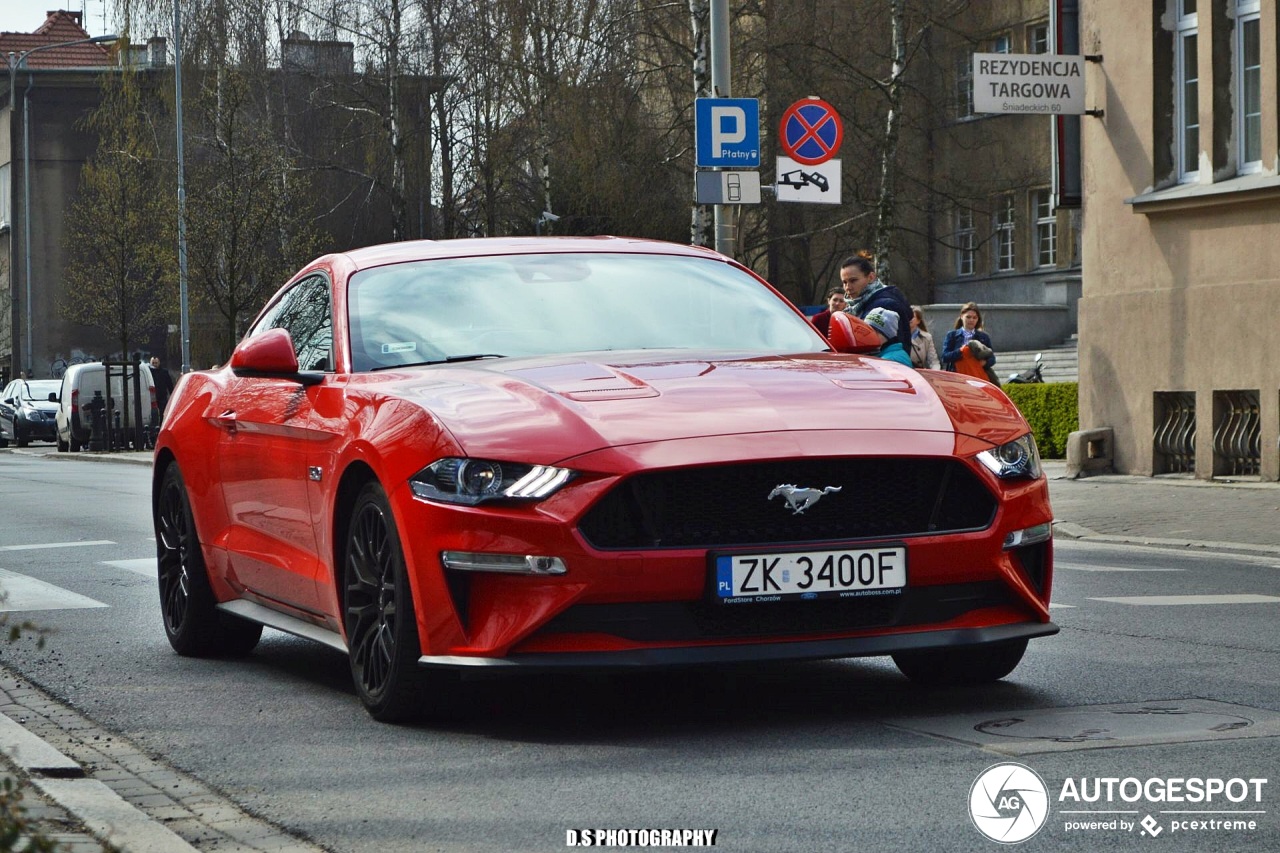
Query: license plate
713,546,906,604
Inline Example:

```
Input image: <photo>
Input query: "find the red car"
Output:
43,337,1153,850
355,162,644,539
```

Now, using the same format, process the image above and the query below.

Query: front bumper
418,621,1059,670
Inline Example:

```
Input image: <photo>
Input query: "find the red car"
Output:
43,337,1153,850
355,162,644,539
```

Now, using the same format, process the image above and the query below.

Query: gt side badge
308,466,323,482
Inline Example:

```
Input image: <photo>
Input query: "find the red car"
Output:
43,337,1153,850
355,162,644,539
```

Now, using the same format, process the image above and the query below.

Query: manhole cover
890,699,1280,755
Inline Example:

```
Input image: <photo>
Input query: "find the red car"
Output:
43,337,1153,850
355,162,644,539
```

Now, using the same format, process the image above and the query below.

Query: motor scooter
1006,353,1044,384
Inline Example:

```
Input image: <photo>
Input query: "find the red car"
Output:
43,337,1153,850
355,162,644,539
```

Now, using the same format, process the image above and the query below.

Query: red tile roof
0,10,113,69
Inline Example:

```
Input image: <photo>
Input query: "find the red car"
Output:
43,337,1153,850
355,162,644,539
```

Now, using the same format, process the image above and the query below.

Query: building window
956,56,973,119
1236,0,1261,173
955,209,975,276
1034,191,1056,267
0,164,9,228
1176,0,1199,182
992,34,1011,54
1029,24,1049,55
994,195,1015,272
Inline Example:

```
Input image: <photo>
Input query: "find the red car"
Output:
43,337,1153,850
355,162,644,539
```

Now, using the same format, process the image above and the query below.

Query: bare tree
62,60,176,364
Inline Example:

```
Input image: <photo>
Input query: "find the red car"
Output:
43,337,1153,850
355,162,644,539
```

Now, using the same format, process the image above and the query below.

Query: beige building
1080,0,1276,479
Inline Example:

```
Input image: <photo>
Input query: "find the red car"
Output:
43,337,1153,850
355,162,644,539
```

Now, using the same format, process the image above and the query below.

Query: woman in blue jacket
941,302,995,380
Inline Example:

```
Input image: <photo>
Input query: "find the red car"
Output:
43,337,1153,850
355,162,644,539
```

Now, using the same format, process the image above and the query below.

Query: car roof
334,236,726,271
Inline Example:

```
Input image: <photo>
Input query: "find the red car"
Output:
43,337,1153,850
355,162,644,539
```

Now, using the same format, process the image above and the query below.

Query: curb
1052,520,1280,557
1,711,199,852
0,669,329,853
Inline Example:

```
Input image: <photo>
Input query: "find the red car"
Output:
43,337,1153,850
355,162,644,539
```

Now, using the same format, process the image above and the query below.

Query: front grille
578,458,995,549
535,582,1015,642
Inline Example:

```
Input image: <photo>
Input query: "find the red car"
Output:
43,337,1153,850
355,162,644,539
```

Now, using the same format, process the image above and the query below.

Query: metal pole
22,71,31,375
7,53,16,378
174,2,190,374
709,0,735,258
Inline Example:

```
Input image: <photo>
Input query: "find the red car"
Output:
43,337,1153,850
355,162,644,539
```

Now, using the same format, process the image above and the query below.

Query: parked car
152,237,1056,722
0,379,61,447
56,362,157,452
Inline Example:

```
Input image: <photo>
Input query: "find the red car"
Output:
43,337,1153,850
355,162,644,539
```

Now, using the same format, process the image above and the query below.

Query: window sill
1126,172,1280,214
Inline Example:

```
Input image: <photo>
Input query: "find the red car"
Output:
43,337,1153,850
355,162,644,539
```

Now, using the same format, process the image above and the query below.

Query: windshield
22,381,60,401
346,252,824,372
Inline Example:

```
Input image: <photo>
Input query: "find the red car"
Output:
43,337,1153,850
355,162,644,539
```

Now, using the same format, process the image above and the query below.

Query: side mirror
229,328,324,385
826,311,882,354
48,392,58,403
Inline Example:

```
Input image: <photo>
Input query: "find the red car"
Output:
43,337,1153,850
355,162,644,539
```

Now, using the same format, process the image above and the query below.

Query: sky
0,1,113,37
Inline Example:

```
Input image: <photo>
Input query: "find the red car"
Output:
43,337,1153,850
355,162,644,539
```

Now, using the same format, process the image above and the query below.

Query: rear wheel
156,464,262,656
892,639,1028,685
343,481,452,722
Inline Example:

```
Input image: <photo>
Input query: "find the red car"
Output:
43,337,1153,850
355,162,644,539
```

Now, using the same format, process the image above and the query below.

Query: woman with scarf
838,251,912,352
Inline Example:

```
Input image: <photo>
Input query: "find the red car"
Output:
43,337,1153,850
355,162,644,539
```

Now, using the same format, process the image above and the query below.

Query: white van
55,362,157,452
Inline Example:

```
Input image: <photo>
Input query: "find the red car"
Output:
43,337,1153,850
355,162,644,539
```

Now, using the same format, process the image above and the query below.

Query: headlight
976,434,1042,480
410,457,575,505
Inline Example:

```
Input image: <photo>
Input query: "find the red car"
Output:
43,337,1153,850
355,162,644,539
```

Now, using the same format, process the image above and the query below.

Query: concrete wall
1080,0,1280,480
922,304,1072,352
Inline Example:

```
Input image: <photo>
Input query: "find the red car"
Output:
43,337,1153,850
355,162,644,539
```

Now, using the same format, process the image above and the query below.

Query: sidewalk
1043,459,1280,554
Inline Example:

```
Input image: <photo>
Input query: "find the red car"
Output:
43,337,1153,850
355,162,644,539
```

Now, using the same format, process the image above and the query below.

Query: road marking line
1048,602,1076,609
100,558,156,577
1089,594,1280,606
1056,563,1184,572
0,569,108,612
0,540,115,552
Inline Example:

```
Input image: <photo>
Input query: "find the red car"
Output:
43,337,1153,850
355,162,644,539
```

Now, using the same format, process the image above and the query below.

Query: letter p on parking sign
696,98,760,167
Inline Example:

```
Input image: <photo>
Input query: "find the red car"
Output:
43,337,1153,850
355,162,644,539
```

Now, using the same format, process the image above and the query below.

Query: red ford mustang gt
152,237,1055,721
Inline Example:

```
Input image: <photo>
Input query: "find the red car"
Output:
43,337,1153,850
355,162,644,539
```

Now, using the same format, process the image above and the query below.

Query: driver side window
252,276,334,371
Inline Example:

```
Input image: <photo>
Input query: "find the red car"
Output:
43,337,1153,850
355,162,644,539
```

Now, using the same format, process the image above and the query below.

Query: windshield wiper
440,353,506,363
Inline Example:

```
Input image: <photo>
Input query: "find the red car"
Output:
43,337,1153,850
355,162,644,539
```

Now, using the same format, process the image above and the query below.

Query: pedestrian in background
941,302,996,381
149,356,174,414
839,251,912,351
863,307,913,366
810,289,847,337
908,305,941,369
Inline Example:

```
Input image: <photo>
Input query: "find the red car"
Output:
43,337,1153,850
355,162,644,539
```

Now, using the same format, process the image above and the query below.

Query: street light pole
8,33,117,378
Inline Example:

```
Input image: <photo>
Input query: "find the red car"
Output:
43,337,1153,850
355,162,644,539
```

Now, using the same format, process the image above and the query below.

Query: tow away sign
775,156,841,204
973,53,1085,115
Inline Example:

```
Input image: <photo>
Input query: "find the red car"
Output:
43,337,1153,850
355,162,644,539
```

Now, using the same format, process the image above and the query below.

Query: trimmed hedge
1002,382,1078,459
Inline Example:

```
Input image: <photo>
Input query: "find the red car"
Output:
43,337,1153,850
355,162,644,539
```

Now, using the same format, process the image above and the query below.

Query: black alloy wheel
156,464,262,656
343,481,442,722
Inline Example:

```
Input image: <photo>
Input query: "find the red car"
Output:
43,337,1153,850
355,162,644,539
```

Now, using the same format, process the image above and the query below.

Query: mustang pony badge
768,484,842,515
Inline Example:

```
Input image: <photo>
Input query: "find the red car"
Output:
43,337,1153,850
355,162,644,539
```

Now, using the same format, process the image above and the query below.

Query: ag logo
969,762,1050,843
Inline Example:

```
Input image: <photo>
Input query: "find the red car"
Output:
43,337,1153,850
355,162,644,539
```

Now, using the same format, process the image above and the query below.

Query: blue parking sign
696,98,760,168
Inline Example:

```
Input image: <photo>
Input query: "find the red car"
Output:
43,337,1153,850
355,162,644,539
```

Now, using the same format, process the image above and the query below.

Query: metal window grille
1154,391,1196,474
1212,390,1261,477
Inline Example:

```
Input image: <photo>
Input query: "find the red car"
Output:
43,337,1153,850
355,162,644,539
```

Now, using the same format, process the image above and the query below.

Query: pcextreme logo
969,763,1050,844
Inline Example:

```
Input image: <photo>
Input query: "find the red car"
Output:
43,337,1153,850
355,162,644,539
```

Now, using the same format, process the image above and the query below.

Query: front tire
343,482,449,722
156,464,262,656
892,639,1028,685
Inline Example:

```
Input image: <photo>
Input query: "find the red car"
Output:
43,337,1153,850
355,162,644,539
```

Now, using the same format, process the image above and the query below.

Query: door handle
216,410,237,434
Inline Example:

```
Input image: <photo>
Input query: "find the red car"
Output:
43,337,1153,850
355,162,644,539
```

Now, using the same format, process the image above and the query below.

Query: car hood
23,402,58,415
375,350,1028,463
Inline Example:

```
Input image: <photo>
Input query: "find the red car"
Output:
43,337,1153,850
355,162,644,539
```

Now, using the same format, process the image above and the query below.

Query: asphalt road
0,452,1278,852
